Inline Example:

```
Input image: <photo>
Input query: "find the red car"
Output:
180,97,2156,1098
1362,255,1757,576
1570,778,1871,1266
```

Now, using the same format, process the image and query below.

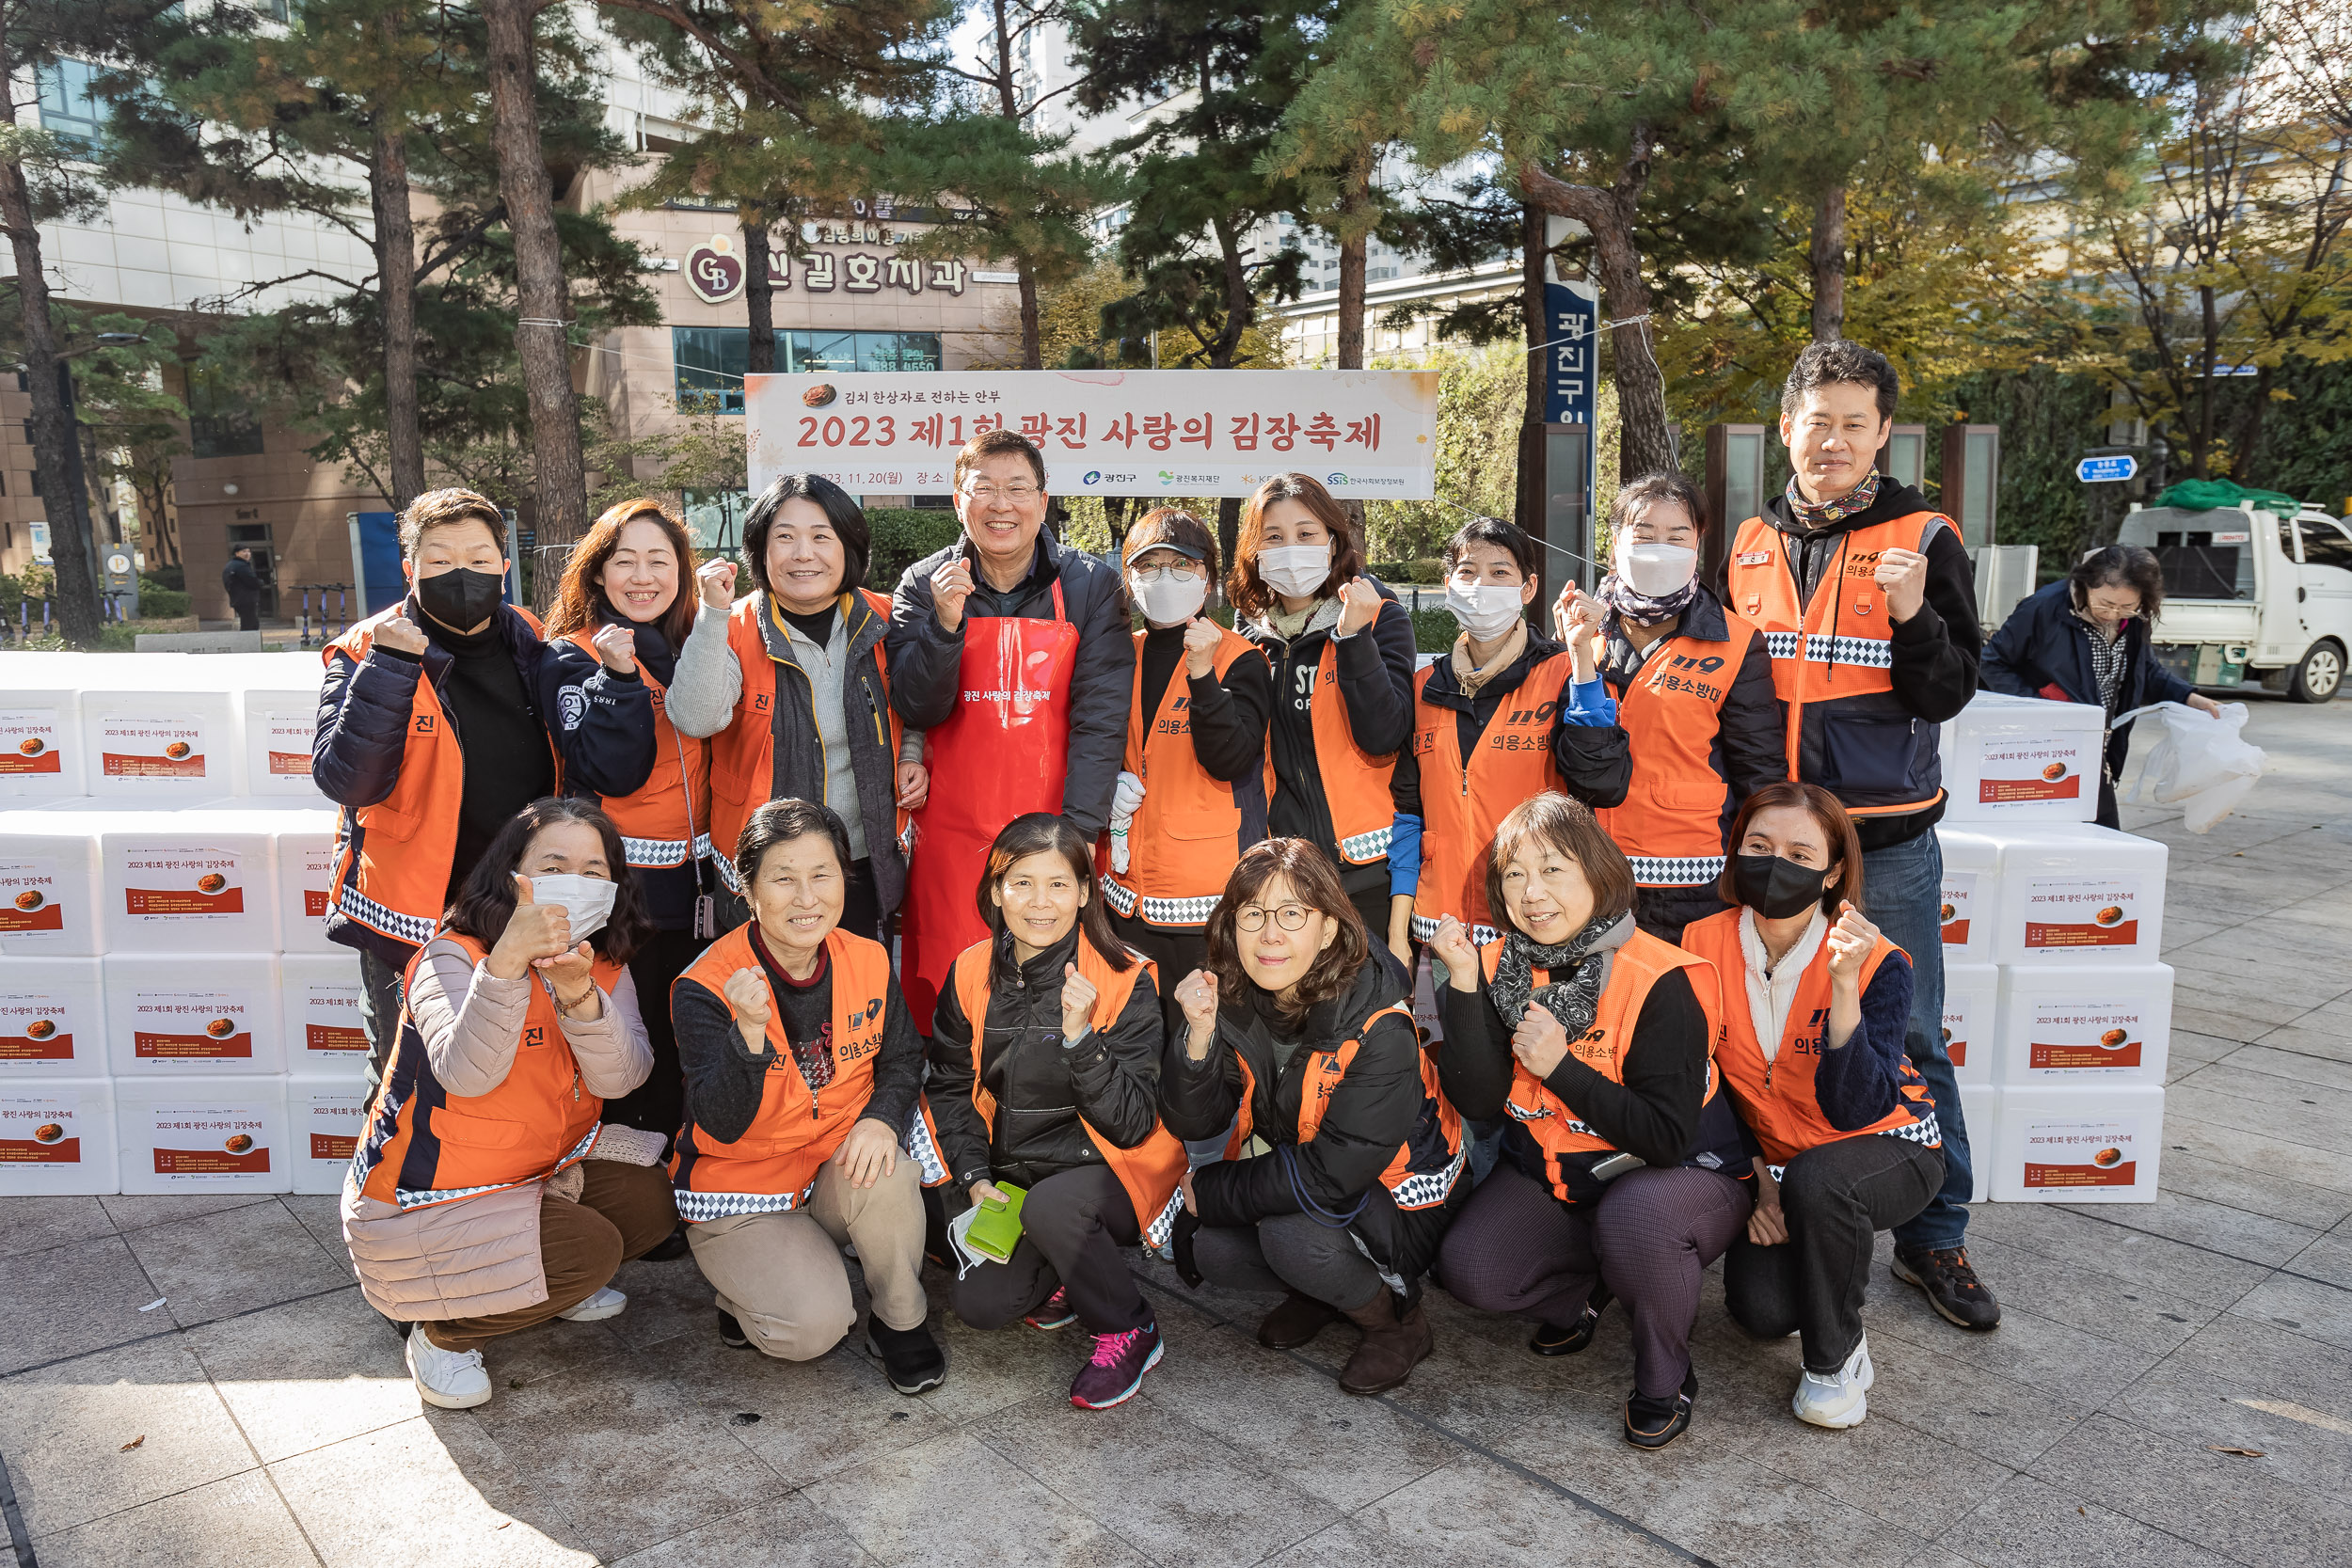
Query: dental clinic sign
746,370,1440,499
684,234,745,305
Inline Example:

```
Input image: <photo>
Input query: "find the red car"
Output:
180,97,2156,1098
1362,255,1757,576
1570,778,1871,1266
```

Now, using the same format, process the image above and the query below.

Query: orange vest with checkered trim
1594,619,1760,886
1290,634,1402,865
559,629,711,872
1408,652,1575,942
1101,625,1268,927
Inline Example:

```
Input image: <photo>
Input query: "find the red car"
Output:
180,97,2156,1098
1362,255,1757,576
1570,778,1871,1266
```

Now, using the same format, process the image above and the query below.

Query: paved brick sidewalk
4,695,2348,1568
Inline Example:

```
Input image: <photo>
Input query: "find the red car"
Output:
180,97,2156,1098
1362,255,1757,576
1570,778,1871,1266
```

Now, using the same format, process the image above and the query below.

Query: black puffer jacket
884,531,1136,836
926,928,1167,1192
1162,957,1463,1279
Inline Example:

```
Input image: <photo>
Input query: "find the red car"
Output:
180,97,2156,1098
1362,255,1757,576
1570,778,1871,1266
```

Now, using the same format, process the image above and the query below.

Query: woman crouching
1162,839,1468,1395
923,813,1186,1410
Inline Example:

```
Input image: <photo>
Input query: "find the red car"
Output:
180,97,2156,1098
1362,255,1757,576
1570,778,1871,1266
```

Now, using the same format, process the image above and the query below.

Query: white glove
1108,769,1144,875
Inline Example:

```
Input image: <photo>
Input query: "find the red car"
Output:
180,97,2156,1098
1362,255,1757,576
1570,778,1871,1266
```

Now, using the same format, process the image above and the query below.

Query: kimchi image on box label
117,1078,291,1195
2020,877,2145,953
1990,1085,2165,1202
96,715,209,780
130,990,260,1063
1935,828,1995,962
0,1083,118,1196
1941,871,1979,949
0,956,104,1074
1995,963,2172,1086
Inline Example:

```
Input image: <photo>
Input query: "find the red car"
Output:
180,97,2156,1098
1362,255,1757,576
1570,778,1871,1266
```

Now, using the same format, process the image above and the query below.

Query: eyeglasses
1234,903,1311,932
1129,562,1204,584
962,483,1040,504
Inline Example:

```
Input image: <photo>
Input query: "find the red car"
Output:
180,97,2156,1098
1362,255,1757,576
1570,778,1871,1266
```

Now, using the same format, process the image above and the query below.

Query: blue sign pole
2076,453,2138,483
1542,279,1600,590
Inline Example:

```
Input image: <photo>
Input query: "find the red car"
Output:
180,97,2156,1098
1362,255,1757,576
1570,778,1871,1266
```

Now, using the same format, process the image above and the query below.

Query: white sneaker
1791,1336,1874,1429
555,1286,628,1323
406,1331,492,1409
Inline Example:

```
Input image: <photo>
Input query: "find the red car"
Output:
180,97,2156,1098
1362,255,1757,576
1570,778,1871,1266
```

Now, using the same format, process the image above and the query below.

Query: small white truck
2115,499,2352,702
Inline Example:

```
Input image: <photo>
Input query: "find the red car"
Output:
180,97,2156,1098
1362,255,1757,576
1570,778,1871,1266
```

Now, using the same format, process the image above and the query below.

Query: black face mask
1733,853,1830,920
415,565,504,630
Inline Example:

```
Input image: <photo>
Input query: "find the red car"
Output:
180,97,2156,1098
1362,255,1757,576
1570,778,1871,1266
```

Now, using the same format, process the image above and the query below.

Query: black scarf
1488,911,1635,1040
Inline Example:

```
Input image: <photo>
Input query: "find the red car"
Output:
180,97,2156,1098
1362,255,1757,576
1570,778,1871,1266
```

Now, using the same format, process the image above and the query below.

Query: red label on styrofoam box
2019,1117,2142,1188
0,862,67,935
145,1107,270,1177
1974,736,2094,805
0,995,74,1061
2025,1000,2148,1073
100,717,208,778
0,1094,86,1164
1940,872,1976,946
265,708,315,775
131,991,256,1060
301,982,367,1054
0,710,65,774
309,1132,358,1161
2022,877,2143,951
119,849,247,922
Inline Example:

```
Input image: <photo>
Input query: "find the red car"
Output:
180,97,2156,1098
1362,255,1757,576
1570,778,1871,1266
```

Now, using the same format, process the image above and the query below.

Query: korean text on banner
746,369,1439,499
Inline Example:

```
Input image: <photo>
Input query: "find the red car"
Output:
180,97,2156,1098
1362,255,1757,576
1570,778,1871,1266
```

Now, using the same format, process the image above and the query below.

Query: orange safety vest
1281,635,1400,865
707,590,904,890
1101,626,1268,926
668,925,897,1219
1478,930,1724,1202
1229,1004,1467,1211
1724,512,1947,816
1408,652,1575,943
352,931,621,1208
914,939,1190,1245
1679,908,1940,1165
560,629,711,872
326,607,554,955
1596,620,1760,887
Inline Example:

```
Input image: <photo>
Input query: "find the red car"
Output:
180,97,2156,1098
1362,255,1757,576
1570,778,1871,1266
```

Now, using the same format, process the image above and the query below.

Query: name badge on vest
1736,551,1772,566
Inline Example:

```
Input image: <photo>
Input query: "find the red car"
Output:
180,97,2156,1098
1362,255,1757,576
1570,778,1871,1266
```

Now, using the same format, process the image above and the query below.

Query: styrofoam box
1988,1085,2164,1203
0,812,102,956
239,688,327,800
1989,823,2169,965
0,690,86,799
1940,690,2104,823
1994,962,2172,1087
282,952,371,1076
103,954,286,1075
99,814,279,955
289,1074,371,1195
79,689,241,799
116,1075,292,1195
0,1080,118,1196
1942,962,1999,1086
1957,1085,1995,1203
275,816,342,954
0,956,106,1078
1936,828,1996,963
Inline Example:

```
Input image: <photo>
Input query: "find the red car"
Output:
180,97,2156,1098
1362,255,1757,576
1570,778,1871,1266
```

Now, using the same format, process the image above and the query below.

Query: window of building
185,361,264,459
35,59,106,152
672,327,944,412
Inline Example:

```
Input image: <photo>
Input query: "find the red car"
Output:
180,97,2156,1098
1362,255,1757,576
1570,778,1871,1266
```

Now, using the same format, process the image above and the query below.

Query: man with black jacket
221,547,263,631
885,428,1136,1031
1723,340,1999,1332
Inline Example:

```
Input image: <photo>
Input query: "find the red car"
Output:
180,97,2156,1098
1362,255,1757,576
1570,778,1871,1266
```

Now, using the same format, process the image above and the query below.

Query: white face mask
1615,540,1698,598
529,873,618,942
1257,544,1333,600
1445,580,1525,639
1129,569,1208,626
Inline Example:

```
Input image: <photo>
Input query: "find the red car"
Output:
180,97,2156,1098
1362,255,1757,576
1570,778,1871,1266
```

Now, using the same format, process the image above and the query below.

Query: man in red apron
887,430,1137,1031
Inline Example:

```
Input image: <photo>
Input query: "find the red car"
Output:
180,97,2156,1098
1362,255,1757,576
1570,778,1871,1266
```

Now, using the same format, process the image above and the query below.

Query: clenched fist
1174,968,1219,1059
1182,615,1222,679
722,966,772,1053
697,558,739,611
1335,576,1383,638
932,558,975,634
1060,962,1098,1042
1429,915,1479,991
1510,1000,1571,1079
1823,900,1882,990
592,620,638,675
373,614,429,657
1873,546,1929,623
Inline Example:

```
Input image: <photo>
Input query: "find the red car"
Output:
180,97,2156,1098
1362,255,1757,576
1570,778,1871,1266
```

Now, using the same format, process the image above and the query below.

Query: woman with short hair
344,798,674,1411
1429,792,1746,1449
1161,840,1468,1396
669,799,944,1394
923,813,1184,1410
1981,544,2221,827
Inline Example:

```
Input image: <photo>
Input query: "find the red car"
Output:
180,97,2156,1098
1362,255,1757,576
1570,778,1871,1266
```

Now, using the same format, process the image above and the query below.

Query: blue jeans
1861,830,1971,1252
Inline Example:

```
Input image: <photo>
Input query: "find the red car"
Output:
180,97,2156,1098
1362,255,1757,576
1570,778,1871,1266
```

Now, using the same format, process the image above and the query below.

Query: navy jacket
1981,579,2192,777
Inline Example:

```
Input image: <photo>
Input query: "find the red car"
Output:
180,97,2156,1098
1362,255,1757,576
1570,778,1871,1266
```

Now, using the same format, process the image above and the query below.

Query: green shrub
145,565,186,593
1370,559,1445,585
136,583,191,618
1409,607,1456,655
865,508,962,591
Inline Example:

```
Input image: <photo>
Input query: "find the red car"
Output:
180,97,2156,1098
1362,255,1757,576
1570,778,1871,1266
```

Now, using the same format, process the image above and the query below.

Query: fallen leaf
495,1522,512,1530
2077,1507,2086,1515
2208,1446,2265,1457
119,1435,145,1451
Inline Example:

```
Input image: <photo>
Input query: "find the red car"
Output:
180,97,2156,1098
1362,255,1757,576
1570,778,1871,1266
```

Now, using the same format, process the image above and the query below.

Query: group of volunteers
316,337,2090,1448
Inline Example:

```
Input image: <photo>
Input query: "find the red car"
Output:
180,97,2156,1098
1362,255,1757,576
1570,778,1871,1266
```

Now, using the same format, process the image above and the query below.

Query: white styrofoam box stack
0,689,86,799
0,956,106,1078
1937,828,1996,963
1940,691,2104,823
288,1074,371,1195
238,683,327,801
1988,1085,2165,1202
1942,962,1999,1086
79,686,241,800
274,813,342,953
115,1075,291,1195
0,811,103,956
1956,1085,1995,1203
0,1080,118,1196
103,954,286,1075
281,952,371,1078
97,812,280,955
1989,823,2169,966
1994,962,2173,1087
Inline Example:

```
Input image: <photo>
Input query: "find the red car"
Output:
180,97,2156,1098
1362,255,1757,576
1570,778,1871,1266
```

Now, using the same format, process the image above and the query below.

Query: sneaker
555,1286,628,1323
1791,1337,1874,1429
716,1307,751,1350
1025,1288,1078,1332
866,1317,947,1396
1070,1319,1164,1410
1529,1284,1613,1357
1892,1246,2002,1330
406,1330,492,1409
1623,1364,1697,1449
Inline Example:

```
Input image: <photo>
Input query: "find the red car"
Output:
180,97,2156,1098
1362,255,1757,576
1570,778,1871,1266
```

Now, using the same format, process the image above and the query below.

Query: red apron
900,578,1077,1031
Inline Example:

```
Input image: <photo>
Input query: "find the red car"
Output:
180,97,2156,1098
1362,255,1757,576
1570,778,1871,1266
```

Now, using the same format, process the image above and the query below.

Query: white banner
746,369,1438,499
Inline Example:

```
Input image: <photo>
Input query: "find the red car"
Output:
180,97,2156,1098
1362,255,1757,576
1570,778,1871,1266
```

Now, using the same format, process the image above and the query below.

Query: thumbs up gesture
487,873,574,979
1060,962,1098,1043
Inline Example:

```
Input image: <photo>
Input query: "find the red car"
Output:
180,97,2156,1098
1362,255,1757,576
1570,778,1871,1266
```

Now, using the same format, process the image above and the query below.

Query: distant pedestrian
222,546,262,631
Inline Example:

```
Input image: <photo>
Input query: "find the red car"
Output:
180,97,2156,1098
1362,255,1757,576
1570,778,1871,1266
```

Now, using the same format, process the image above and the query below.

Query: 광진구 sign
746,369,1439,499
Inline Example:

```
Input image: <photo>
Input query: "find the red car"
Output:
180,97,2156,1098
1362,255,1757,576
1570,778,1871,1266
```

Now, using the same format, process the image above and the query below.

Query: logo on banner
686,235,745,305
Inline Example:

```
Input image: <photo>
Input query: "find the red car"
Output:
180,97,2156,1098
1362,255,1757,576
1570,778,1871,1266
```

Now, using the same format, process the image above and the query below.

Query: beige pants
687,1154,929,1361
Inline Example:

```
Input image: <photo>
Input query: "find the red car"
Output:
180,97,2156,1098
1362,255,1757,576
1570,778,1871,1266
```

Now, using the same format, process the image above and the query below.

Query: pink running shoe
1025,1288,1078,1331
1070,1318,1163,1410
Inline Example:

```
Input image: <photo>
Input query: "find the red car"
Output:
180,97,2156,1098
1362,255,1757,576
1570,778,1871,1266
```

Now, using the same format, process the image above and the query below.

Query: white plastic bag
2121,701,2265,832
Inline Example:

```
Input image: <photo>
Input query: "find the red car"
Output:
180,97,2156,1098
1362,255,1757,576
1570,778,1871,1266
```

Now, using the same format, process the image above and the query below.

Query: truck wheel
2288,640,2345,703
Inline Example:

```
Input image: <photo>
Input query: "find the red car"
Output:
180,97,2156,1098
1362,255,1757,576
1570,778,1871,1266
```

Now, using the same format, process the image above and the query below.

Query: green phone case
964,1183,1028,1263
